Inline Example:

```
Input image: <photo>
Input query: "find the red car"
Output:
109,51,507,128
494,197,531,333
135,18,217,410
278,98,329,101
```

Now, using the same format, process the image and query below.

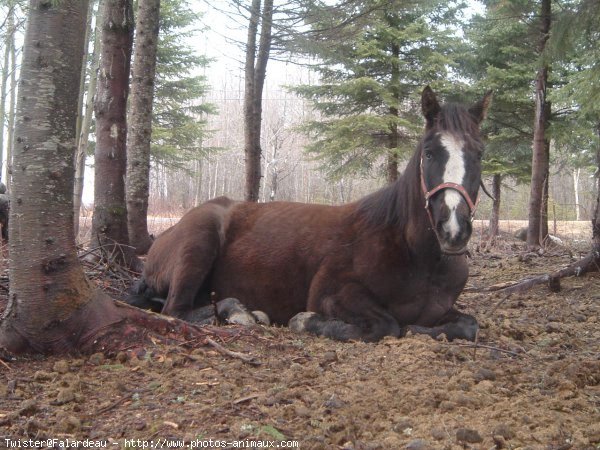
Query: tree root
0,290,260,364
79,299,261,361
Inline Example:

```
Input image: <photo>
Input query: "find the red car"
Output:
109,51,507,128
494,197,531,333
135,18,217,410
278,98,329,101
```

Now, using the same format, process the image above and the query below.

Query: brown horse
129,86,492,342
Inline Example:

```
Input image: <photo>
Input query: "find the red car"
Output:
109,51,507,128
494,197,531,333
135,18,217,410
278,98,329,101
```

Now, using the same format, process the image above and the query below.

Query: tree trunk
0,0,121,354
126,0,160,255
74,0,103,238
592,121,600,248
526,0,551,249
573,168,581,221
244,0,273,202
91,0,140,270
0,0,239,357
488,174,502,239
5,15,17,186
386,41,400,184
0,4,13,183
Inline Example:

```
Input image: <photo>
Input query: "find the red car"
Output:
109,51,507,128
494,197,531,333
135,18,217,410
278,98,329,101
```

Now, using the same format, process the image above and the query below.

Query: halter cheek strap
421,181,479,216
419,154,480,226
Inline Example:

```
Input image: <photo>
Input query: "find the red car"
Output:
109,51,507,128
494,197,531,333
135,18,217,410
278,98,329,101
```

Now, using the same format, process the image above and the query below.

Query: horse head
420,86,492,255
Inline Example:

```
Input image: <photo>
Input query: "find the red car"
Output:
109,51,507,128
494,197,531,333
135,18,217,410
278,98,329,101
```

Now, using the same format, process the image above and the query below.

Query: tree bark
74,0,103,238
386,41,400,184
126,0,160,255
5,13,17,186
0,0,120,353
91,0,140,270
592,121,600,248
244,0,273,202
0,0,236,356
573,168,581,221
0,4,13,183
488,174,502,239
526,0,551,249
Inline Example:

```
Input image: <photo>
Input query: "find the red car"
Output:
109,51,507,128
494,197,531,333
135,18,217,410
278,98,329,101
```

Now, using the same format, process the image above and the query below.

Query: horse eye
425,151,433,160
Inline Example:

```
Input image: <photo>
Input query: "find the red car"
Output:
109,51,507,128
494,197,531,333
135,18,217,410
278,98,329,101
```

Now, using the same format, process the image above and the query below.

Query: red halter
419,153,480,229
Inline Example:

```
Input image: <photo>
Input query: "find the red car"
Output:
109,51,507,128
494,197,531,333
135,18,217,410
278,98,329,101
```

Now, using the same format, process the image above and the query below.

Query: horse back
210,201,356,323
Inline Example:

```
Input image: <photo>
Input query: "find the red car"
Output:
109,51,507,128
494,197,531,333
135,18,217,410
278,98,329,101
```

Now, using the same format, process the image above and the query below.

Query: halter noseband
419,153,480,228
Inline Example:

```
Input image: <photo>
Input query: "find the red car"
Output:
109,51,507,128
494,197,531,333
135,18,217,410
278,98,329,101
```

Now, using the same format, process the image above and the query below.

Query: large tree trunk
126,0,160,255
74,0,103,239
0,0,122,354
91,0,140,270
526,0,551,249
0,0,235,356
244,0,273,202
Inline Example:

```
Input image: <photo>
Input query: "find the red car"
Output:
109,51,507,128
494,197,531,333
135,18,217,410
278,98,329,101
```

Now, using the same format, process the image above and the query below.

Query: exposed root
78,300,261,364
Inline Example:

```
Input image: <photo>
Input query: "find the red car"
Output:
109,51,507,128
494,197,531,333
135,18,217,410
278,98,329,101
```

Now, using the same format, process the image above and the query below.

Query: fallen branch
206,337,260,366
450,341,525,358
477,249,599,295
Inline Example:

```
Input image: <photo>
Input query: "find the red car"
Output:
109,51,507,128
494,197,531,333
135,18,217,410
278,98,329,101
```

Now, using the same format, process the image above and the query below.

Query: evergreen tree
461,0,536,239
548,0,600,246
291,0,466,181
151,0,215,170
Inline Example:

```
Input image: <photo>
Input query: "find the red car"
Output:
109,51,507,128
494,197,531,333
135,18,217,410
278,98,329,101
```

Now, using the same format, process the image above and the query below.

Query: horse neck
355,145,430,239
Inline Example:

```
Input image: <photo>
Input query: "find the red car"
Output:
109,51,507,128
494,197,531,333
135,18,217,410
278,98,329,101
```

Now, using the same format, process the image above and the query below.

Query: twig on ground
0,358,11,370
449,341,525,358
206,337,260,366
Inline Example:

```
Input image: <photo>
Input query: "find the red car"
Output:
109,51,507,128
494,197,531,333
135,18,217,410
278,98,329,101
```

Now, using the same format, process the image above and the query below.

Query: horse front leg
289,283,401,342
405,308,478,341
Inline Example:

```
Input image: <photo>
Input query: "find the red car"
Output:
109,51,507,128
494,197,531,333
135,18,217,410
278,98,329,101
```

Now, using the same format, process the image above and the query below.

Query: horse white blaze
440,133,466,239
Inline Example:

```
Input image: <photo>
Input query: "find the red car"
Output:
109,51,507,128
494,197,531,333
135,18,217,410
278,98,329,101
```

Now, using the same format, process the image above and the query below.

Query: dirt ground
0,225,599,449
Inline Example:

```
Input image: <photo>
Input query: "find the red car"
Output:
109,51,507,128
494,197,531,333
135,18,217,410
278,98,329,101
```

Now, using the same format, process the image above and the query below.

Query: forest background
0,0,598,237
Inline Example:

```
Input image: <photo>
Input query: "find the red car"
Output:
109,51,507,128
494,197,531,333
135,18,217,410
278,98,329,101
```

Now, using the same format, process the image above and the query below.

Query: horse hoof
216,297,261,326
288,312,318,333
227,311,258,326
216,297,245,316
252,310,270,326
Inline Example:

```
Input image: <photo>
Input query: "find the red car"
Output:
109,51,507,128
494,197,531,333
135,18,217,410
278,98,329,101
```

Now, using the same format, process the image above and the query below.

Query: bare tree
74,0,103,238
0,2,16,183
126,0,161,254
244,0,273,201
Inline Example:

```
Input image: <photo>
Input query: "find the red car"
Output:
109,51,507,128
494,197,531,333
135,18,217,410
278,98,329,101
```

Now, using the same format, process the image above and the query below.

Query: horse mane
355,103,481,229
354,151,420,229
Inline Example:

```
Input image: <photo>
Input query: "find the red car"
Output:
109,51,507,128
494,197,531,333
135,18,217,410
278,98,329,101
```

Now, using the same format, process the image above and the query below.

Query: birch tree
126,0,160,254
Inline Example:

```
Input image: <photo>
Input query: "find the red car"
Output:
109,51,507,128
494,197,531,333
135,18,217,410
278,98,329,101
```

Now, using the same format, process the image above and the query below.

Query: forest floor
0,222,599,450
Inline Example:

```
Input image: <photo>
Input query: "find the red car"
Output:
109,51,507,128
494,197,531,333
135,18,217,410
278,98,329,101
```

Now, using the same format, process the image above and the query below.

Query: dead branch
477,249,599,295
206,337,261,366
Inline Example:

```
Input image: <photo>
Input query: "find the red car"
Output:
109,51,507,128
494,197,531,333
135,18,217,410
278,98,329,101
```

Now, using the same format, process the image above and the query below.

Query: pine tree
151,0,215,170
461,0,537,239
291,0,465,182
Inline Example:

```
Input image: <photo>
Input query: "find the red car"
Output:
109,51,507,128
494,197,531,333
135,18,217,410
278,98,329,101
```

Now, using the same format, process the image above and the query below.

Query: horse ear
421,85,440,128
469,90,493,124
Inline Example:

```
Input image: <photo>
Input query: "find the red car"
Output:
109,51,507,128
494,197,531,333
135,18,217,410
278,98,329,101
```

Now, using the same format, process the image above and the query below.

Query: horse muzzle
435,197,473,255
